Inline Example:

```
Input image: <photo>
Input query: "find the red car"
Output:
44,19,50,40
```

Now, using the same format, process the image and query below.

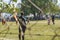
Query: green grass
0,20,60,40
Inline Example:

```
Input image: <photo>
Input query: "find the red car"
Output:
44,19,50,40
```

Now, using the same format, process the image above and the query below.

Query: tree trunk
28,0,43,14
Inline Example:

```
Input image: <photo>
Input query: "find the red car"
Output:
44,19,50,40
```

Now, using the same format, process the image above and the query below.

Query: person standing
51,14,55,24
47,14,51,25
0,11,6,25
18,12,29,40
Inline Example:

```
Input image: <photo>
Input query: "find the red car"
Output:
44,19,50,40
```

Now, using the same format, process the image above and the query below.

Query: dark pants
19,25,26,40
19,27,21,40
52,19,55,24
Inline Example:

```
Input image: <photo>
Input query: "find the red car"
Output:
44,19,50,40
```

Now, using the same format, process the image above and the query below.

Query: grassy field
0,20,60,40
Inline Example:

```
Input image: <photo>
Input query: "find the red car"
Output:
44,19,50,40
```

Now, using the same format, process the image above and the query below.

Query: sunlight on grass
0,20,60,40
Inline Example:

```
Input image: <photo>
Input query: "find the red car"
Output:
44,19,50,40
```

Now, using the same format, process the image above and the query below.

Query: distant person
51,14,55,24
47,14,51,25
0,11,6,25
2,19,6,25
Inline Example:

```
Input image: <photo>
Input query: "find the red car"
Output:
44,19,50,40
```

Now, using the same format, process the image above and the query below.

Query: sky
3,0,10,4
2,0,21,4
2,0,21,7
58,0,60,3
58,0,60,4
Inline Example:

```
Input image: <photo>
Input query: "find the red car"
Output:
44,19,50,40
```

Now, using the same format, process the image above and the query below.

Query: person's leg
19,27,21,40
52,19,55,24
53,19,55,24
22,33,24,40
22,26,26,40
48,19,50,25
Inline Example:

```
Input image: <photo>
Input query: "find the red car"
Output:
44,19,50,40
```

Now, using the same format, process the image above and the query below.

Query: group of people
47,14,55,25
0,10,29,40
0,9,56,40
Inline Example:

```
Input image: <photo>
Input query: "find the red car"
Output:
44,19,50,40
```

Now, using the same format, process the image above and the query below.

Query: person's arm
24,17,29,24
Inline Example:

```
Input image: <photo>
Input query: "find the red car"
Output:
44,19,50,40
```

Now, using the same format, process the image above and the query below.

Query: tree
0,0,20,14
21,0,60,20
21,0,59,14
13,0,17,2
1,0,59,15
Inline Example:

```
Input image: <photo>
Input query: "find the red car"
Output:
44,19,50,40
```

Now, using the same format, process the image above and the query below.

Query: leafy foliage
21,0,59,14
13,0,17,2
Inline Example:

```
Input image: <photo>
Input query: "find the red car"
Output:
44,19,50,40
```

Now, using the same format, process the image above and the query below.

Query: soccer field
0,20,60,40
